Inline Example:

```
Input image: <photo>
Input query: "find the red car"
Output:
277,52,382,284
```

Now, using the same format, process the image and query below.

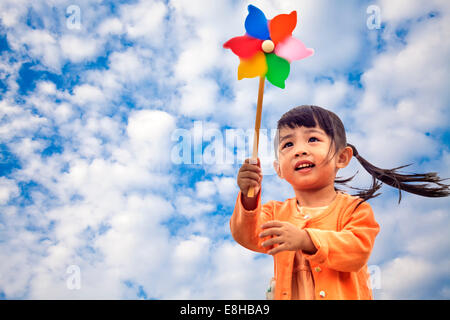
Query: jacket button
314,267,321,272
319,291,326,298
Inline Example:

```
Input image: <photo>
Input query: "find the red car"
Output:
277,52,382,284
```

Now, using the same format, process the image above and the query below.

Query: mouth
294,162,315,171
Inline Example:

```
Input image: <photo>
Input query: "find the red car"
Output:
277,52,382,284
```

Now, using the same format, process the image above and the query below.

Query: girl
230,105,449,300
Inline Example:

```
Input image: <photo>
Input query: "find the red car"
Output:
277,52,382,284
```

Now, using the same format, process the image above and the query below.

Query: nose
292,139,308,156
295,148,308,157
293,140,309,157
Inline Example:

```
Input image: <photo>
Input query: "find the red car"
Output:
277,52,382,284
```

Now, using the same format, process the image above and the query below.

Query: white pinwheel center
261,40,275,53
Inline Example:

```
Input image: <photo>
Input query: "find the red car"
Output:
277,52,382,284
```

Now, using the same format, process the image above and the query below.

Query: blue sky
0,0,449,299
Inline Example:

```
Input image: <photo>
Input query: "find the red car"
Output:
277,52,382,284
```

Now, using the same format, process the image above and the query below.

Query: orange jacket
230,191,380,300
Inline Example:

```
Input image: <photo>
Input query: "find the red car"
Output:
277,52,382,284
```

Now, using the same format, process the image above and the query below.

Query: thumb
249,157,261,168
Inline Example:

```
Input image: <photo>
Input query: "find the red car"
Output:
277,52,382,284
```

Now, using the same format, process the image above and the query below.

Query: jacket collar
286,191,344,223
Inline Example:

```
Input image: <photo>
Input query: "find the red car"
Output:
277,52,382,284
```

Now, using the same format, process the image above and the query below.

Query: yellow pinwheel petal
237,51,268,80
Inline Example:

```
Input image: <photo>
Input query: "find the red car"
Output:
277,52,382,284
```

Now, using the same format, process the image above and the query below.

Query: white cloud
0,237,38,297
0,105,48,142
10,137,46,158
60,35,101,63
127,109,174,142
312,80,351,109
173,27,221,81
36,81,56,95
172,235,211,278
97,18,124,36
378,0,447,25
213,176,238,202
120,0,167,44
0,177,19,205
178,78,219,117
126,109,177,167
377,255,449,299
195,180,216,199
71,84,106,106
108,48,153,84
205,242,272,299
53,102,74,124
18,29,62,71
175,195,215,218
0,0,26,27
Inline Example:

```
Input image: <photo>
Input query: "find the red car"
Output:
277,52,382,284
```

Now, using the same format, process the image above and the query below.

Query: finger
244,158,259,165
261,236,284,247
261,220,284,229
239,178,261,191
241,163,262,174
243,158,262,168
259,227,283,238
239,171,262,182
240,179,261,191
248,158,261,167
268,244,288,255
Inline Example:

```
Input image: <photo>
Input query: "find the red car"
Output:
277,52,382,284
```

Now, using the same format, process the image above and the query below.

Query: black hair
275,105,450,207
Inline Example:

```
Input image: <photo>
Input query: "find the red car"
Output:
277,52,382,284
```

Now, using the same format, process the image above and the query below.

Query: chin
291,179,329,191
291,182,320,191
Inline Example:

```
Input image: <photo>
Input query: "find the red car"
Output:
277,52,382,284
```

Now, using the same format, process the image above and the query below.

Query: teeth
296,163,314,169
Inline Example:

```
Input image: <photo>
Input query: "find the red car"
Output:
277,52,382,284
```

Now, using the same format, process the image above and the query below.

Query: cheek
278,162,291,178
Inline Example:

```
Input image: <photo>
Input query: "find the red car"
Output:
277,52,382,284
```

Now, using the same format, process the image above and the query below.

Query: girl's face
274,125,343,191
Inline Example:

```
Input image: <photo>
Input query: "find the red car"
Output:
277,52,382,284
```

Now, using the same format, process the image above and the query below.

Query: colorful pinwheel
223,4,314,89
223,5,314,197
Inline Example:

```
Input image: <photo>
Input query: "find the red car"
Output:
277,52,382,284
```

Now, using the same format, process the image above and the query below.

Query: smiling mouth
295,164,315,171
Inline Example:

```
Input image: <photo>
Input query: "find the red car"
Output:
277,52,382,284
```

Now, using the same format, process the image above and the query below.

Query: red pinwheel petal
223,35,263,59
268,11,297,45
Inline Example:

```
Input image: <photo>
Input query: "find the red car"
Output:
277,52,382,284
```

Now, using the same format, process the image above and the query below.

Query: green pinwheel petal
265,53,290,89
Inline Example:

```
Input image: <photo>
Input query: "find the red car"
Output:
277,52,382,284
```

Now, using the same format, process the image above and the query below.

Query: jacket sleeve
229,191,275,254
303,201,380,272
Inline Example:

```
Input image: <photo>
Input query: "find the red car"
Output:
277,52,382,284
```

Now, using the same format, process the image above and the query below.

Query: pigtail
345,143,450,205
334,170,383,204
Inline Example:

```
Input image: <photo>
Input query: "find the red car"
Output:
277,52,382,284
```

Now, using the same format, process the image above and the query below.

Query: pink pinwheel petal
274,36,314,63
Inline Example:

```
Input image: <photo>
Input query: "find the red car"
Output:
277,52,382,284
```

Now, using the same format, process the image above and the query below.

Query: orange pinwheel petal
268,11,297,45
237,51,267,80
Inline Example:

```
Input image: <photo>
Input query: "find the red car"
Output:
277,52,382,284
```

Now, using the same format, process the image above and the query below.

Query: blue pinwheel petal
244,5,270,40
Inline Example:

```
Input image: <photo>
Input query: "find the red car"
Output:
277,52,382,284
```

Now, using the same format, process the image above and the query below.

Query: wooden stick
247,76,265,198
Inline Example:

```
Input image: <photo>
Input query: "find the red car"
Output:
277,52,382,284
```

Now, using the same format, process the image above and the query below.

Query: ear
336,146,353,169
273,160,283,179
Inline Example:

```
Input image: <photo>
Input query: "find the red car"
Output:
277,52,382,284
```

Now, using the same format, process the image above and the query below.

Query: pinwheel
223,5,314,197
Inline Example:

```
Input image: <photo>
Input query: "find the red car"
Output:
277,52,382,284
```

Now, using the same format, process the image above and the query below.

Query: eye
308,137,319,143
282,141,293,149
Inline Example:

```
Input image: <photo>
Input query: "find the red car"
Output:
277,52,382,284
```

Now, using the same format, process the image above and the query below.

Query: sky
0,0,449,300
